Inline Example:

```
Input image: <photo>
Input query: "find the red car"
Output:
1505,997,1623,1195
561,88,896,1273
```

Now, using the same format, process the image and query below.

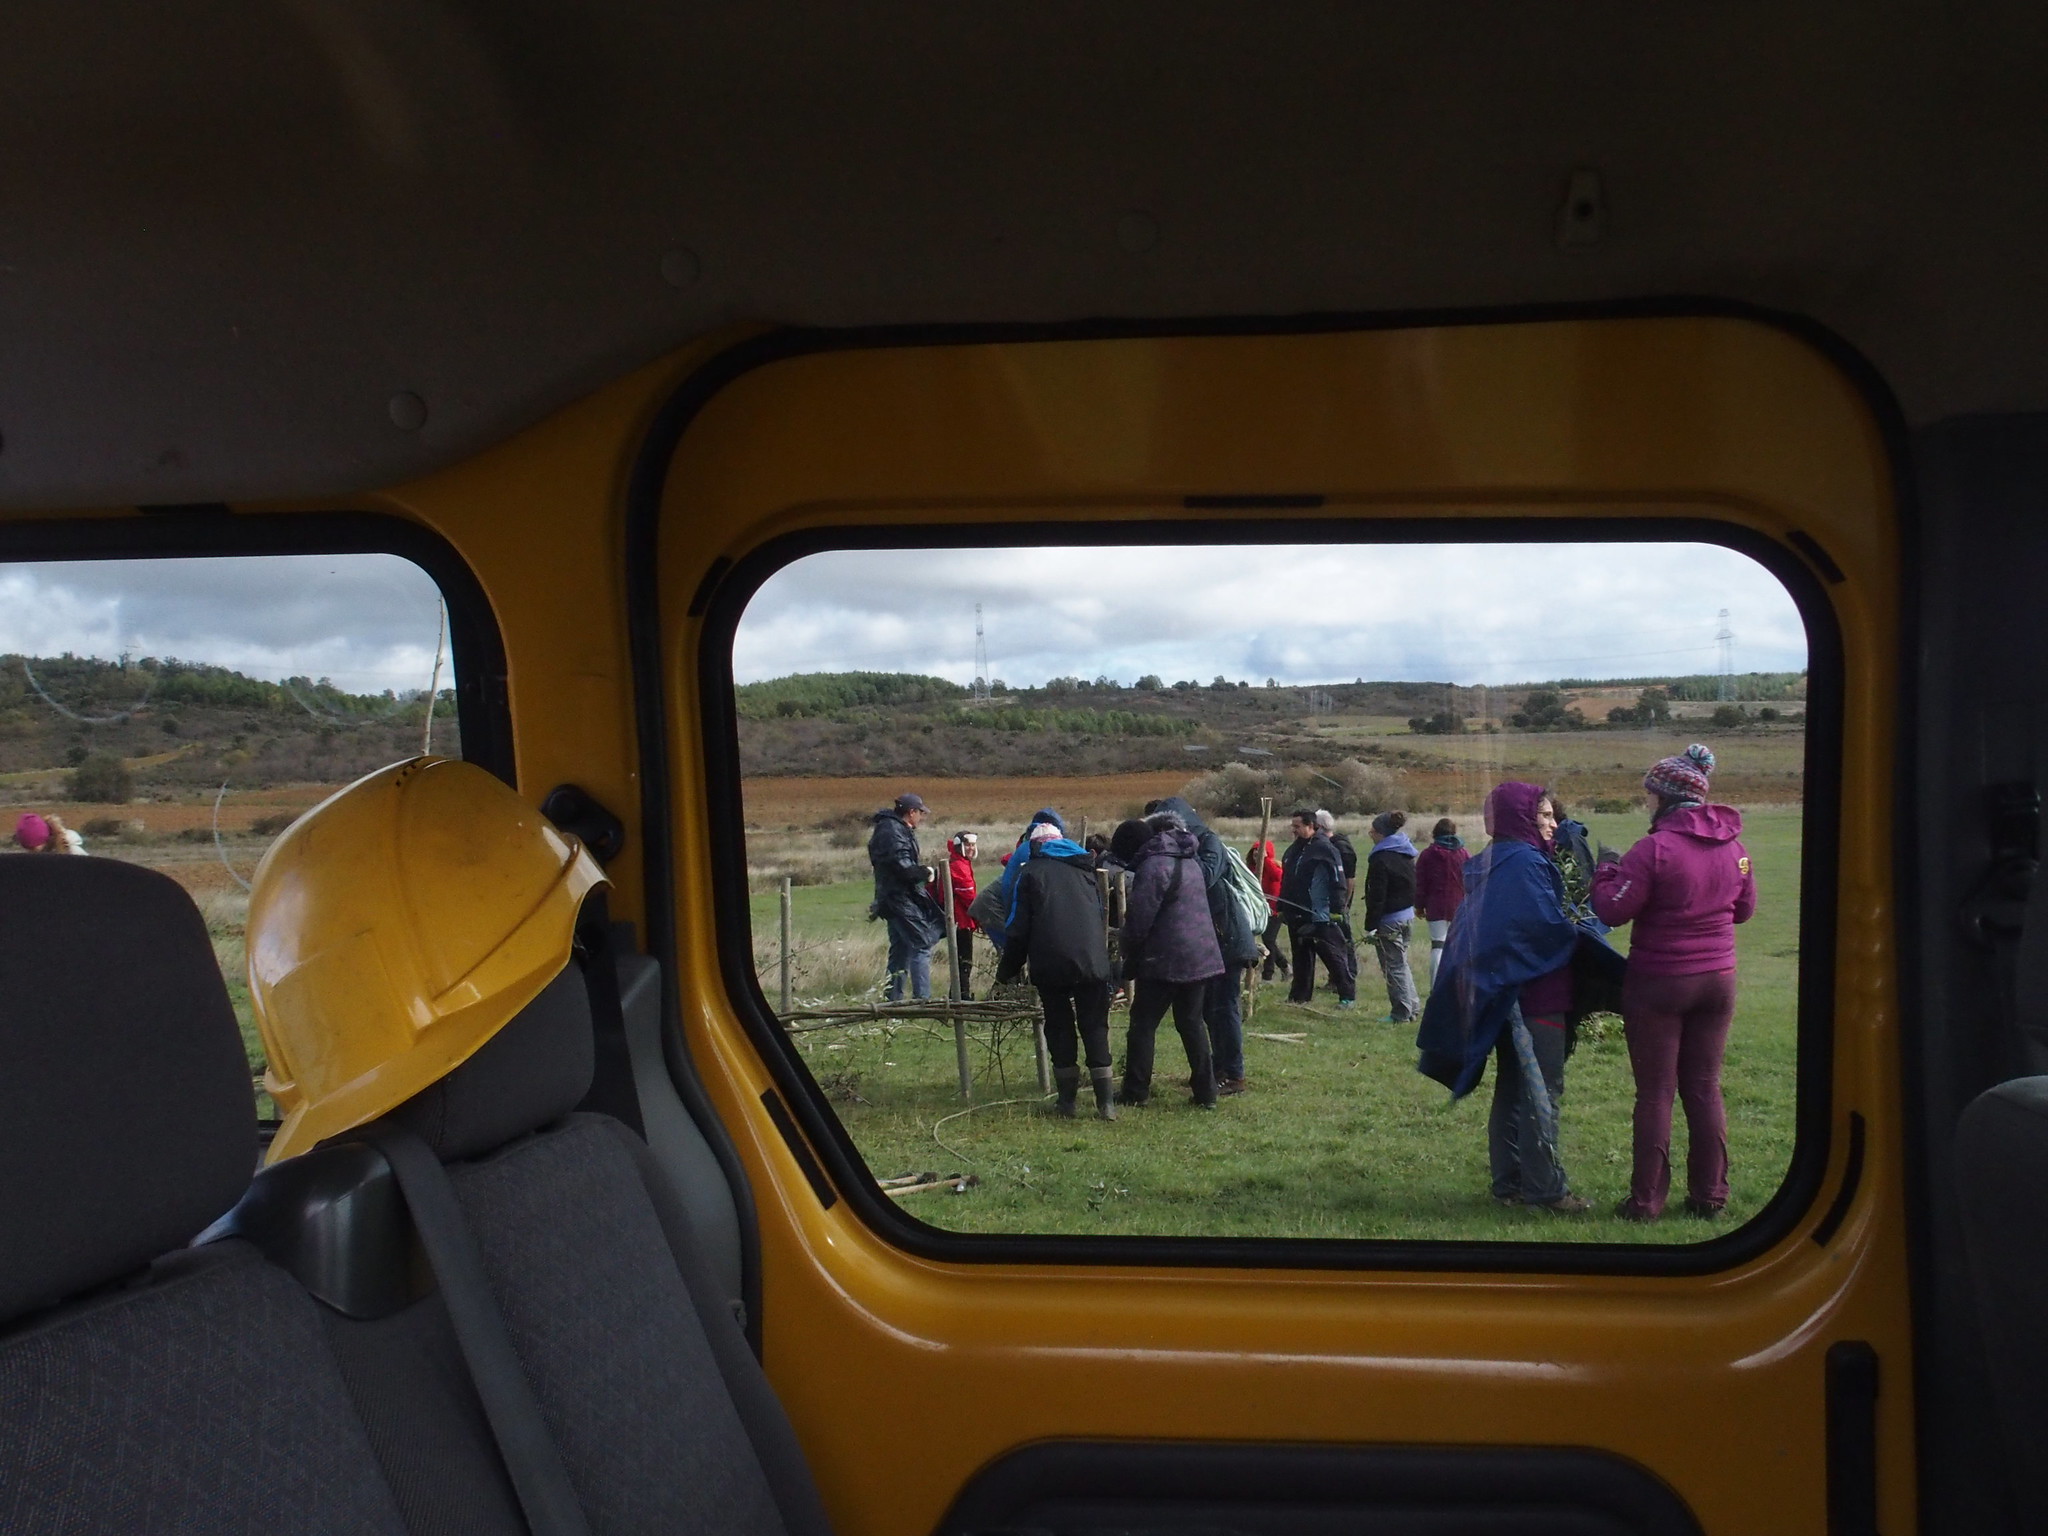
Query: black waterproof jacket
1363,840,1418,930
1154,795,1262,968
1279,833,1345,927
995,850,1111,988
867,809,945,946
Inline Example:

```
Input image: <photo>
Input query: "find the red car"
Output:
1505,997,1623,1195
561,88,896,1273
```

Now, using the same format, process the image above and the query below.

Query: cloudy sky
0,555,448,697
0,540,1808,700
736,541,1808,688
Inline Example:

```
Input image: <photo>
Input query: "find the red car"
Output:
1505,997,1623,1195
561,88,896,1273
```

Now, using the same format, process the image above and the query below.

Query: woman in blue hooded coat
1415,782,1616,1214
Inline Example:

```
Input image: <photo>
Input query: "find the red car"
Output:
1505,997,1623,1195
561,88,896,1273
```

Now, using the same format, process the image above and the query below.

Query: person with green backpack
1145,796,1264,1095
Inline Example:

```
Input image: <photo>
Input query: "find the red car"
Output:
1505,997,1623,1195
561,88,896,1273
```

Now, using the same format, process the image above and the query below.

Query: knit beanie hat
1644,743,1716,805
1028,821,1064,844
13,812,50,850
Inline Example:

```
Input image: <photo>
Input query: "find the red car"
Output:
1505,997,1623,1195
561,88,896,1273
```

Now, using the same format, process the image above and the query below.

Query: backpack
1219,844,1272,939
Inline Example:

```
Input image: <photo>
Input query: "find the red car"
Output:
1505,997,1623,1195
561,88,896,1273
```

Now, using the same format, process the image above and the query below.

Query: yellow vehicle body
144,313,1904,1533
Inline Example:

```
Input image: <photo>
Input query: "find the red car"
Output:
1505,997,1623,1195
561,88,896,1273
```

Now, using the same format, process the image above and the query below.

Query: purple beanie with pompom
1644,743,1716,805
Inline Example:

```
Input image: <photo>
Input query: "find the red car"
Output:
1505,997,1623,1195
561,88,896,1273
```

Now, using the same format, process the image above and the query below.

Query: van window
729,537,1816,1248
0,553,458,1119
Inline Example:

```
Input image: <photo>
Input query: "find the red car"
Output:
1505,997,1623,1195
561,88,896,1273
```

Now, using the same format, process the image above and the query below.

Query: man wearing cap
868,792,947,1001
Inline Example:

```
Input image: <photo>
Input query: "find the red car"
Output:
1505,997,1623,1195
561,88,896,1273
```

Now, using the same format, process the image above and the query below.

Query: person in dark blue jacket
867,792,946,1000
1278,810,1356,1006
1415,782,1620,1214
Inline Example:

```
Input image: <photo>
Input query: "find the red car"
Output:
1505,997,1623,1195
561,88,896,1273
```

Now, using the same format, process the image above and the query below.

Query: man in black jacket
1279,810,1357,1006
868,792,945,1001
996,827,1117,1119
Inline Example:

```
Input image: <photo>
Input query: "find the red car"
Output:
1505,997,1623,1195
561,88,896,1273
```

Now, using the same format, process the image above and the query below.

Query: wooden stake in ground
778,876,793,1015
1245,795,1273,1020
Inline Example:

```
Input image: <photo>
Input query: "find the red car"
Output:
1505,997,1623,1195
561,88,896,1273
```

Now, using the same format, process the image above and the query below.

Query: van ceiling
3,5,2043,507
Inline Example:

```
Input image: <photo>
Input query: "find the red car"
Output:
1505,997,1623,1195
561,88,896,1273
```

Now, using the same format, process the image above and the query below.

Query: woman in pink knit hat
13,812,85,854
1591,744,1756,1221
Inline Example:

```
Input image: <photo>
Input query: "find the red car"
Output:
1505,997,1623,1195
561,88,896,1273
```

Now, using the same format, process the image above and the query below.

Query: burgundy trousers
1621,968,1738,1216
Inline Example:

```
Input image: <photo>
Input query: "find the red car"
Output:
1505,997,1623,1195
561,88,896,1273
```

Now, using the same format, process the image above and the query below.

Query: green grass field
754,805,1802,1244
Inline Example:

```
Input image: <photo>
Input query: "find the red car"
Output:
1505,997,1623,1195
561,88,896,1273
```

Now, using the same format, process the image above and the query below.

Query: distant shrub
250,811,299,837
1184,756,1400,819
80,815,129,837
68,752,133,803
1591,797,1637,815
1711,704,1747,728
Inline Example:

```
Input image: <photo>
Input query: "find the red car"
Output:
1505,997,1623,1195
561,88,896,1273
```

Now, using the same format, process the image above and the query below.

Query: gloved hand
1596,844,1621,866
921,865,938,883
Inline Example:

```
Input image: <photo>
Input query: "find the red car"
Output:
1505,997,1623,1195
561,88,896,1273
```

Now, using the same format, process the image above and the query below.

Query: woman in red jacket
1591,745,1758,1221
930,832,980,998
1412,817,1468,984
1249,838,1289,982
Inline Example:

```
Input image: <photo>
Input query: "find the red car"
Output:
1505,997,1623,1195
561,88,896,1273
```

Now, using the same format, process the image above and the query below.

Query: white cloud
0,554,448,696
735,541,1808,687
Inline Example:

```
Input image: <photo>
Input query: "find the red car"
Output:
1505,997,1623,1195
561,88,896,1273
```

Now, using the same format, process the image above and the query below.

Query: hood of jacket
1371,830,1417,860
1432,833,1465,850
1483,781,1551,851
1031,837,1090,862
1154,795,1211,838
1139,826,1201,862
1653,802,1745,843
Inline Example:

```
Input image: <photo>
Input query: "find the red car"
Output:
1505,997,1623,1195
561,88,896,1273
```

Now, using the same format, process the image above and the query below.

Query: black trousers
1288,921,1357,1002
1123,978,1216,1101
1260,913,1291,978
1036,980,1113,1071
952,928,976,997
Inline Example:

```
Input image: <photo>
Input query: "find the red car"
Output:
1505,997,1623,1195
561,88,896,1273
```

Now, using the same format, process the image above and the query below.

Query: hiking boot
1117,1080,1150,1107
1091,1067,1118,1121
1682,1198,1725,1219
1491,1191,1521,1207
1532,1193,1592,1214
1614,1198,1659,1223
1053,1066,1081,1118
1216,1076,1249,1096
1335,998,1356,1010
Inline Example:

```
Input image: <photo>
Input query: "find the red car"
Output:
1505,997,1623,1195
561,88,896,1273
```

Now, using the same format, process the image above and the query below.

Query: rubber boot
1053,1065,1081,1118
1091,1067,1118,1121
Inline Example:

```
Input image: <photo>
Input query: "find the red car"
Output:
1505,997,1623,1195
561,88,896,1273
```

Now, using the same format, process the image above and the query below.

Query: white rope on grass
930,1095,1052,1166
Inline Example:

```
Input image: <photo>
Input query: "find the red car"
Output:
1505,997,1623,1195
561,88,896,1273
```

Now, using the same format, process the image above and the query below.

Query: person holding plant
1591,744,1757,1222
1363,809,1421,1023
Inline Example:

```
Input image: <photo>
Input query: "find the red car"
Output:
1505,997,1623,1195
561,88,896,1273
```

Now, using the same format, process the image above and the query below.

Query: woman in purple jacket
1591,744,1758,1221
1114,810,1224,1107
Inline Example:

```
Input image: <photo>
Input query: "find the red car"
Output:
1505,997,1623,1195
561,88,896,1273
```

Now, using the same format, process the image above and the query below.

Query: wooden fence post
778,877,793,1015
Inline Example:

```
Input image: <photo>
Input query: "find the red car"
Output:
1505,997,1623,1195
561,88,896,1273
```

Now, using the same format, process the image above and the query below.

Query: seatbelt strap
574,892,645,1135
362,1123,593,1536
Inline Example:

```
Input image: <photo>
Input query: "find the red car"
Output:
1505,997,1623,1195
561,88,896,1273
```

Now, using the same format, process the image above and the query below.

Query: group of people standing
866,792,1262,1118
1249,805,1461,1021
866,738,1759,1223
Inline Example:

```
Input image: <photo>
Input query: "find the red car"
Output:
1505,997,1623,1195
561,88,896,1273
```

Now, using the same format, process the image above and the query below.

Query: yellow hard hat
248,756,608,1163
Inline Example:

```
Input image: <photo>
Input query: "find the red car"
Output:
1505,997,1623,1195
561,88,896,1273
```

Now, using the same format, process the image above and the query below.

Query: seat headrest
384,962,595,1161
0,857,256,1321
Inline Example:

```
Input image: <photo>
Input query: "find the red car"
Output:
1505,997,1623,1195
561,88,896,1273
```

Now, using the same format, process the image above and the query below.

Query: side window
1,553,458,1120
730,537,1818,1254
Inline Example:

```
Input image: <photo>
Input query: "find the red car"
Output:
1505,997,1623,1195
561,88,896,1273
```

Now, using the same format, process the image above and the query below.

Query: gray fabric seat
0,856,412,1536
379,962,837,1536
217,959,837,1536
1955,1076,2048,1534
